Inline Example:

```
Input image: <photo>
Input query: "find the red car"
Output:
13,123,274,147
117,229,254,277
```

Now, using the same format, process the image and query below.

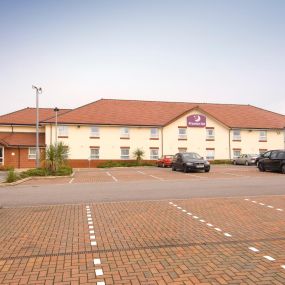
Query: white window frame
28,147,37,160
206,149,215,160
150,149,159,160
90,126,100,137
58,125,69,137
120,148,130,159
233,149,241,158
206,128,215,140
233,129,241,141
121,127,129,138
90,148,100,160
178,128,187,139
259,130,267,141
150,128,159,139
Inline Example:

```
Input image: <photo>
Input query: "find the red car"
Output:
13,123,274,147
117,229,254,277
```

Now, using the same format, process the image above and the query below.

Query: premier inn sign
187,114,206,127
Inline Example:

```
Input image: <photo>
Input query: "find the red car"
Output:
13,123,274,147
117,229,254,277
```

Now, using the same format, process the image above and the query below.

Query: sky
0,0,285,115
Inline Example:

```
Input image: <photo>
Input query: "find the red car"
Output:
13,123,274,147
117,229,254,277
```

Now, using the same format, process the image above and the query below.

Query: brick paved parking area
0,196,284,284
19,165,280,186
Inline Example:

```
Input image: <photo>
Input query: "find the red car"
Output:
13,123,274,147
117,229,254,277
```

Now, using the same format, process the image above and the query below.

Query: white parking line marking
169,202,173,204
267,205,274,208
88,218,92,221
207,223,213,227
224,233,232,237
281,265,285,270
137,171,146,175
215,228,222,232
97,282,105,285
95,269,104,276
248,247,259,252
91,241,97,246
89,225,94,229
88,221,93,225
252,201,257,203
177,207,182,209
150,175,164,181
263,256,275,261
187,212,192,215
277,208,283,211
259,203,265,205
86,206,90,209
199,219,205,223
106,172,111,176
90,235,96,240
89,230,95,234
182,210,187,212
244,198,249,201
111,175,118,182
224,172,246,177
173,204,177,207
193,216,199,219
87,214,92,217
69,178,74,184
94,258,101,265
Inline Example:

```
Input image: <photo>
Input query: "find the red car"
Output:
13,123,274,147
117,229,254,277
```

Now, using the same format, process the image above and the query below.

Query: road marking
97,282,105,285
199,219,205,223
88,218,92,221
224,233,232,237
94,258,101,265
88,221,93,225
187,212,192,215
106,172,111,176
277,208,283,211
259,203,265,205
91,241,97,246
252,201,257,203
187,174,208,179
182,209,187,212
111,175,118,182
69,178,74,184
89,225,94,229
137,171,146,175
193,216,199,219
263,256,275,261
244,199,283,212
87,214,92,217
248,247,259,252
224,172,246,177
95,269,104,276
150,175,164,181
267,205,274,208
215,228,222,232
177,207,182,209
90,230,95,234
90,235,96,240
281,265,285,270
169,202,173,204
207,223,213,227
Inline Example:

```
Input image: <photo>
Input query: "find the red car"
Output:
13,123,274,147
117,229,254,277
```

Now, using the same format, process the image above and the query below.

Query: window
58,125,68,137
259,130,267,141
28,147,37,159
90,126,100,137
90,148,99,159
150,128,159,139
233,149,241,158
121,148,130,159
178,127,187,139
121,127,129,138
233,129,241,141
178,148,187,153
150,149,159,160
206,128,215,140
259,149,267,154
206,149,215,160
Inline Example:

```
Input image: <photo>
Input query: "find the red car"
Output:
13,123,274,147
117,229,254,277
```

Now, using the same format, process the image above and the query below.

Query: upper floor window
233,129,241,141
121,127,129,138
58,125,68,137
233,149,241,158
150,148,159,160
90,148,99,159
28,147,36,159
178,127,187,139
90,126,100,137
206,149,215,160
150,128,159,139
259,130,267,141
121,147,130,159
206,128,215,140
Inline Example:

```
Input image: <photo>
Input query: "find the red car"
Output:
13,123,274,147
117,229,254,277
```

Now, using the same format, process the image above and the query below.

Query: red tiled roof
0,132,45,147
0,108,70,125
44,99,285,129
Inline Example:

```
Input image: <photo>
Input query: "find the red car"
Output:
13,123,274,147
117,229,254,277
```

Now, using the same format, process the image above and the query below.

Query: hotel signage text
187,114,206,127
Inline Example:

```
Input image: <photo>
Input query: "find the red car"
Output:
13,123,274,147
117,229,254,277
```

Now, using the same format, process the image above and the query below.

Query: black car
258,150,285,174
172,152,210,173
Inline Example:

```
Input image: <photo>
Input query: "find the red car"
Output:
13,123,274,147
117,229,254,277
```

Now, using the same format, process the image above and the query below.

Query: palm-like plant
133,148,144,165
44,142,69,172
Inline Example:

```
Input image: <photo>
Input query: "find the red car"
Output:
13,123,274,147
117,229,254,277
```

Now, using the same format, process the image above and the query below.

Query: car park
172,152,210,173
232,154,259,166
258,150,285,174
156,155,174,167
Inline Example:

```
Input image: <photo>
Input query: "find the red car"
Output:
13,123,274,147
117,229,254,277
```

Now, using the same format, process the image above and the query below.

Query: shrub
20,168,48,178
97,160,155,168
6,170,19,183
210,159,232,165
54,166,73,176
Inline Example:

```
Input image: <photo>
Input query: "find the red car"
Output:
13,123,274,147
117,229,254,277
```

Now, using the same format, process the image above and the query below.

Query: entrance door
0,147,3,165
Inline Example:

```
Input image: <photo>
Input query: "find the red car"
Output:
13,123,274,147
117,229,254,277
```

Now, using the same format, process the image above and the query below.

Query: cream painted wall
0,126,44,133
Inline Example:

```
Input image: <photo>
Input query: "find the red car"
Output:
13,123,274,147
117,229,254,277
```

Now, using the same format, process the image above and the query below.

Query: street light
32,85,42,168
54,107,59,145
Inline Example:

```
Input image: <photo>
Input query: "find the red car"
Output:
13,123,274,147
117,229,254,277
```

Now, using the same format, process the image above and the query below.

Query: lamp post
54,107,59,145
32,85,42,168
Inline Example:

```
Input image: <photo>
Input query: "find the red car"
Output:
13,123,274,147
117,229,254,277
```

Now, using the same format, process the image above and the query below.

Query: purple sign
187,114,206,127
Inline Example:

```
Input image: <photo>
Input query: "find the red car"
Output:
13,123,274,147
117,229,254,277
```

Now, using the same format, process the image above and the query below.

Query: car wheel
258,163,265,172
245,161,249,166
183,165,188,173
205,168,210,173
281,164,285,174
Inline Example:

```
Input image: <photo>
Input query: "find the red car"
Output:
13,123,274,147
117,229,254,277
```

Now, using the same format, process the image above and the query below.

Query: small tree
44,142,69,172
133,148,144,165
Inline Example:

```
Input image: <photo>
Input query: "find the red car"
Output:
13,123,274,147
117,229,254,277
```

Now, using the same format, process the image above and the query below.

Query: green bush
6,170,19,183
97,160,155,168
20,168,48,178
54,166,73,176
210,159,232,165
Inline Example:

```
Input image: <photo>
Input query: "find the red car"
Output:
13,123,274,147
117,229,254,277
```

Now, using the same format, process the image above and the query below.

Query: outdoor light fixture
32,85,42,168
54,107,59,144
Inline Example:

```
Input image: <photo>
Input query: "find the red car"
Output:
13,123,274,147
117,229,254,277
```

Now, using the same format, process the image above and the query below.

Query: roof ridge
247,104,285,117
0,107,30,118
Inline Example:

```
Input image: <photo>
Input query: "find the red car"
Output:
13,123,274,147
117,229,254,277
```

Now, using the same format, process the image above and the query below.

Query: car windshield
182,153,202,160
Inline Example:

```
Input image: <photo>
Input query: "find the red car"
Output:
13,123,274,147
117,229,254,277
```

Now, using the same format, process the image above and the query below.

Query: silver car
233,154,259,166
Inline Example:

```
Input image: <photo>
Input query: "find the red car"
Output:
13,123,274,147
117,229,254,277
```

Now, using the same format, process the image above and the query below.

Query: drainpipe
161,127,164,156
228,128,232,160
18,147,20,168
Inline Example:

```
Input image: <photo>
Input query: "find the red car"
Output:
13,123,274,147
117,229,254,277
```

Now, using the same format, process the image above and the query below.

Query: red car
156,155,174,168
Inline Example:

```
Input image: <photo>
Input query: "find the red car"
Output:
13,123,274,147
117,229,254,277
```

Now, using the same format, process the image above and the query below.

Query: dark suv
172,152,210,173
258,150,285,174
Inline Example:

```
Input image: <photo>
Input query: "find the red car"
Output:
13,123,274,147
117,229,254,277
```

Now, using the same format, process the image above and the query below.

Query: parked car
156,155,173,167
172,152,210,173
255,151,271,167
258,150,285,174
232,154,259,166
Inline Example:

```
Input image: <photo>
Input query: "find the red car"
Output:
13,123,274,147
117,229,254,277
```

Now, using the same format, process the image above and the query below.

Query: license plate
196,165,204,168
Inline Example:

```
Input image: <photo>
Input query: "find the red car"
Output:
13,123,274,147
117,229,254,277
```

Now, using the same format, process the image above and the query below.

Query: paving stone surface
0,196,284,284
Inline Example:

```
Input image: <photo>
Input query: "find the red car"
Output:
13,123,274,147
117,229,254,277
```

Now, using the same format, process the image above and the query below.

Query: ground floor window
233,149,241,158
28,147,37,159
90,148,99,159
206,149,215,160
121,148,130,159
259,149,267,154
178,148,187,153
150,148,159,159
0,147,3,164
